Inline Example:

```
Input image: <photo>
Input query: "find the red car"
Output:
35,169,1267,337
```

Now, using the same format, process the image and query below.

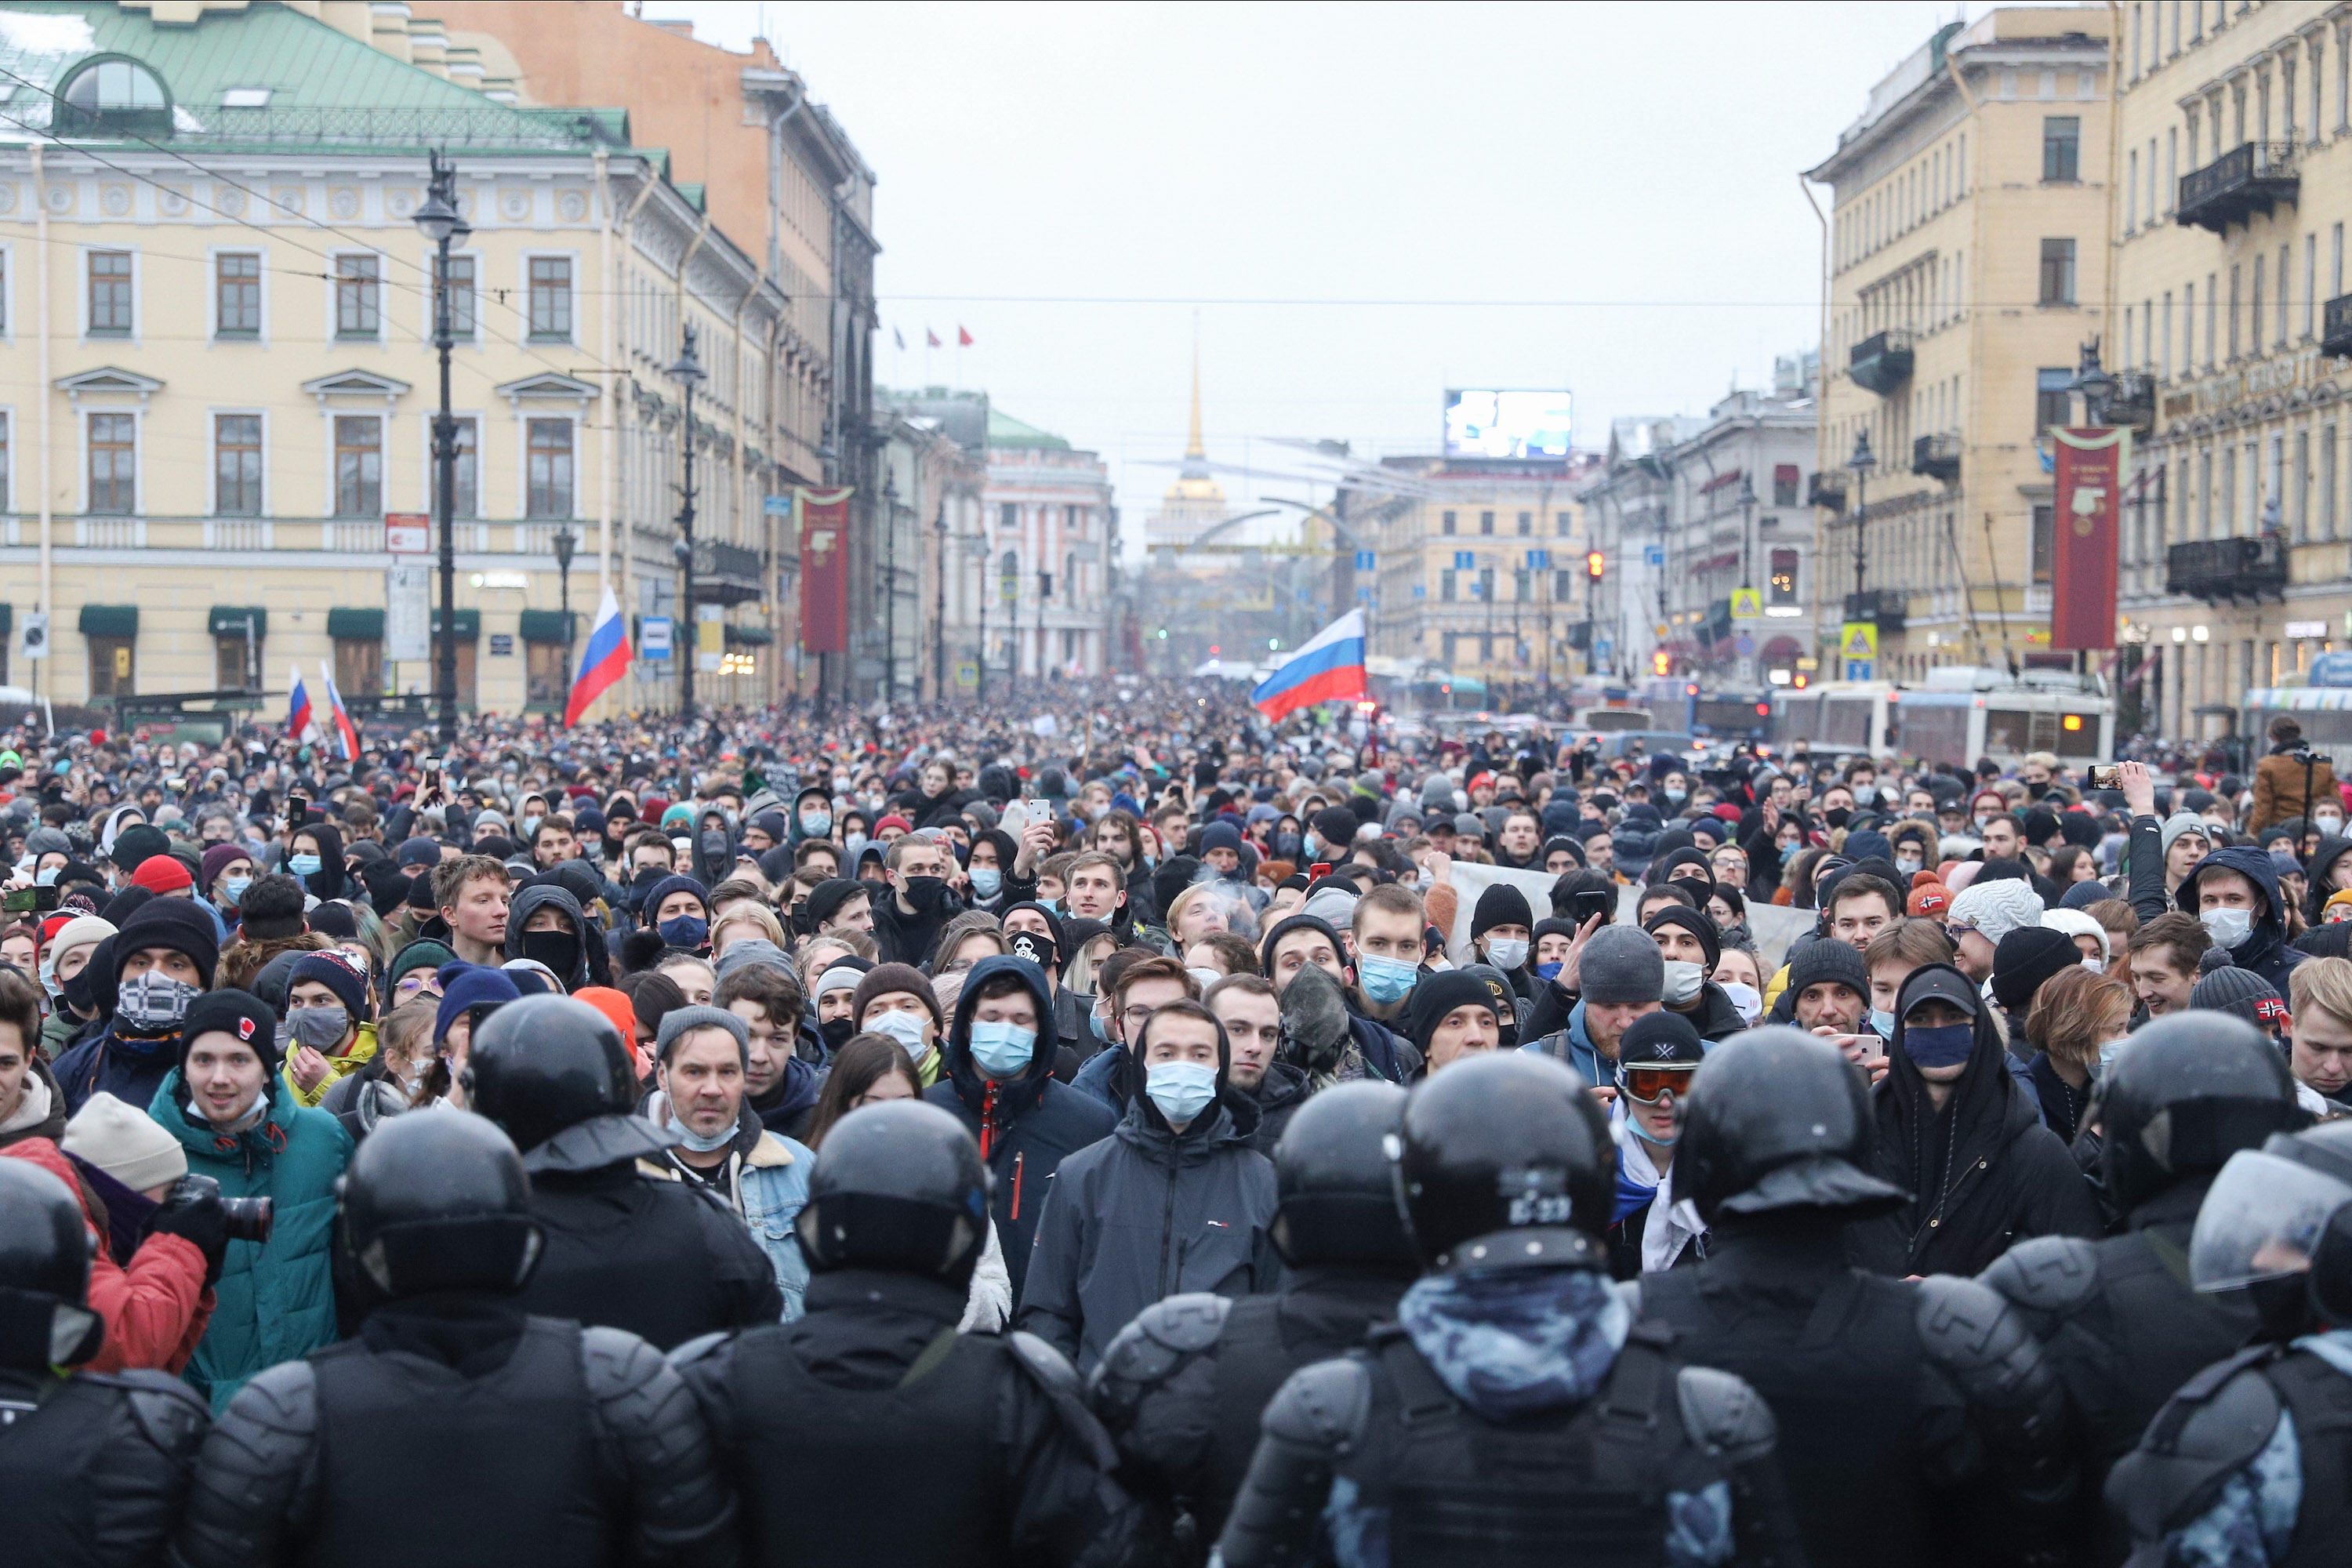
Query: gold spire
1185,332,1205,459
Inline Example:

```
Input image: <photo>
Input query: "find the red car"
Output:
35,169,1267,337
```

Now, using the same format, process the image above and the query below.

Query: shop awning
78,605,137,637
430,608,481,640
326,608,384,640
208,606,267,638
518,610,575,643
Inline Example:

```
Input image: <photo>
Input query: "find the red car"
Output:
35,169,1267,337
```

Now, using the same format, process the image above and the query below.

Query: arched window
999,550,1020,602
57,56,172,135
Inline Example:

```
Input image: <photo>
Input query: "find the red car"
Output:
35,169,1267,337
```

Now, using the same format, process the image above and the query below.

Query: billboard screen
1443,389,1574,460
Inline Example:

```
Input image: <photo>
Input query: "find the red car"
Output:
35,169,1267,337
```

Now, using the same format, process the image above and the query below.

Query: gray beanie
1299,885,1359,931
2160,811,2212,856
655,1003,750,1061
24,826,71,858
1580,924,1664,1005
713,938,793,982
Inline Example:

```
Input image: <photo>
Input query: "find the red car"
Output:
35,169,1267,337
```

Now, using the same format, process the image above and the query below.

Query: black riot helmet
2191,1120,2352,1337
464,994,673,1174
1675,1026,1904,1227
1393,1051,1612,1273
1270,1080,1415,1270
796,1100,991,1288
0,1160,102,1371
2100,1011,2305,1216
340,1111,543,1298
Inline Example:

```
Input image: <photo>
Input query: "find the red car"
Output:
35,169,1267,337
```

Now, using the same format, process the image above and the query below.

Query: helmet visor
2189,1149,2352,1292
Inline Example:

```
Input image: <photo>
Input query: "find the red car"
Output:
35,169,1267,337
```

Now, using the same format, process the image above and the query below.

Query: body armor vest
0,1374,131,1568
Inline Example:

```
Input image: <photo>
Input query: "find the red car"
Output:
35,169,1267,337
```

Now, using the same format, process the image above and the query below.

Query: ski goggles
1617,1062,1697,1104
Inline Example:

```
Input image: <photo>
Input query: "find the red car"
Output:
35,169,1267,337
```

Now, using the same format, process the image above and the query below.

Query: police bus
1771,668,2114,768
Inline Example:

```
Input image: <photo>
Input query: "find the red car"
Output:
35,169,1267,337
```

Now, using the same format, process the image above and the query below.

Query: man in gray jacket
1018,997,1277,1372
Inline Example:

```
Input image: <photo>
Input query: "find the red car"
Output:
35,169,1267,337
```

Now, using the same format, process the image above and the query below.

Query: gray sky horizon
661,0,2005,557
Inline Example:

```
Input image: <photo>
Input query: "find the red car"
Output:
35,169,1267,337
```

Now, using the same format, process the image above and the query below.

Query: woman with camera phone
151,989,352,1413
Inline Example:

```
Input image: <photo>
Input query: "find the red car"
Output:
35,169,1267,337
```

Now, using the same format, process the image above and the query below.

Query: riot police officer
170,1110,739,1568
0,1157,209,1566
1627,1026,2075,1568
675,1098,1153,1567
466,993,782,1345
2109,1119,2352,1563
1091,1081,1418,1560
1214,1051,1806,1568
1981,1011,2304,1565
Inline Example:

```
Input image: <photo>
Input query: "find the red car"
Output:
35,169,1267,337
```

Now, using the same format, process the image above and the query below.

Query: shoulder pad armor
1916,1273,2041,1395
227,1359,320,1432
1262,1357,1373,1456
666,1330,732,1373
579,1324,671,1404
2107,1364,2285,1543
1009,1330,1122,1473
1675,1365,1777,1465
1980,1234,2100,1320
1140,1291,1234,1354
85,1367,209,1456
1088,1294,1230,1414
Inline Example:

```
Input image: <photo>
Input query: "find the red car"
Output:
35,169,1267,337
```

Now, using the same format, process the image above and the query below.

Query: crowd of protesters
5,682,2352,1564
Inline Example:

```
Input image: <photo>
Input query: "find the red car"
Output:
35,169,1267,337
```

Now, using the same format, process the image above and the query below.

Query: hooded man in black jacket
2178,841,2307,997
923,953,1116,1305
1018,997,1278,1372
1850,964,2102,1279
503,882,591,993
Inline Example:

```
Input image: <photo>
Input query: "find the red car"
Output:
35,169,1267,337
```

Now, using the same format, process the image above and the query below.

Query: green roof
0,1,616,154
674,182,706,213
986,408,1070,451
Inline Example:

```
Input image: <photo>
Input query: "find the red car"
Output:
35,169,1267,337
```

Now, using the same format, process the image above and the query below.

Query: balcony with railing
1911,432,1962,484
1848,328,1915,396
691,539,765,604
2324,292,2352,360
1842,588,1907,633
1807,471,1848,514
2167,534,2288,601
2176,141,2299,234
2105,372,2157,434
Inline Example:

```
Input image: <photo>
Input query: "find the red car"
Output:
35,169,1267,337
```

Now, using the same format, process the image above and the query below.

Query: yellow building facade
0,2,791,720
2111,0,2352,741
1809,9,2114,681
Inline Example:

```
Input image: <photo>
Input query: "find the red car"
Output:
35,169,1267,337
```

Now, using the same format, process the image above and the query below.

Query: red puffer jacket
0,1136,212,1374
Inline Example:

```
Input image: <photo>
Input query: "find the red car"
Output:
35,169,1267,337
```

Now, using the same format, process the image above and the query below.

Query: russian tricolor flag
565,587,629,728
1252,609,1368,720
319,661,361,760
286,664,315,742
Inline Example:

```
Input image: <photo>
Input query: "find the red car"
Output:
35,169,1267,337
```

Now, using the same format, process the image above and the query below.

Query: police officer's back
1214,1051,1806,1568
1091,1082,1417,1560
675,1098,1152,1568
0,1158,208,1567
169,1110,738,1568
1628,1026,2074,1568
2110,1120,2352,1565
1980,1012,2303,1564
469,994,782,1346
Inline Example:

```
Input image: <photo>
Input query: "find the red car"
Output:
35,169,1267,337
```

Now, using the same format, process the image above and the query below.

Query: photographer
2252,715,2340,833
151,988,353,1413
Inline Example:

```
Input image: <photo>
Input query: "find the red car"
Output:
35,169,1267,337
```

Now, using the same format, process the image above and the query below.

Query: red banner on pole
2051,427,2127,651
797,487,852,655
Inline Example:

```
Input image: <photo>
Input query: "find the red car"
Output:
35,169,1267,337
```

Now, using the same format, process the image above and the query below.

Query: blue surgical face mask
1903,1022,1975,1069
658,914,709,949
223,875,252,905
802,811,832,838
866,1007,934,1066
1536,960,1564,982
967,1019,1036,1078
288,852,323,877
1358,953,1417,1004
33,866,57,887
1145,1060,1218,1126
844,832,869,857
970,866,1003,898
1867,1007,1896,1040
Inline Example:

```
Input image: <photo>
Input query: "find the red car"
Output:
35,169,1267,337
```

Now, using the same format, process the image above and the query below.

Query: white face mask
866,1007,933,1065
2320,815,2347,837
1484,937,1529,971
2201,906,2255,950
2082,956,2105,975
1661,959,1704,1007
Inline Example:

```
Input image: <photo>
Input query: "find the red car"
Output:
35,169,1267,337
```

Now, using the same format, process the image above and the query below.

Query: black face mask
60,963,96,1018
904,876,948,907
1823,808,1851,829
1273,833,1302,861
819,1016,857,1054
699,830,729,860
521,928,581,978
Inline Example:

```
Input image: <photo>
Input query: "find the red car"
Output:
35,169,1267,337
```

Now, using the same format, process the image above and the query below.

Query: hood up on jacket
2178,843,2299,970
1874,962,2022,1263
940,953,1061,1119
2307,835,2352,924
503,883,591,991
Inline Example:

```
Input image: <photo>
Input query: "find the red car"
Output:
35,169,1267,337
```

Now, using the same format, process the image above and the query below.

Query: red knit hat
130,855,194,895
1906,882,1950,917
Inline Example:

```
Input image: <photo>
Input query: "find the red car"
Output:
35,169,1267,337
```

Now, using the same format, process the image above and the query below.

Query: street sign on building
386,566,430,661
1840,620,1877,681
385,514,430,554
955,661,978,689
488,634,514,658
641,616,673,659
1354,550,1375,571
1453,551,1475,571
1643,545,1665,568
1730,587,1762,621
1526,548,1548,569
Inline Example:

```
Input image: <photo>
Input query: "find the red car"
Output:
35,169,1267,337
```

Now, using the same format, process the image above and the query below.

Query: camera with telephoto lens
168,1173,273,1244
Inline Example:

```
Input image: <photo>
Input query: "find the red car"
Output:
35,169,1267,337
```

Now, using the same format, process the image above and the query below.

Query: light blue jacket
641,1101,812,1320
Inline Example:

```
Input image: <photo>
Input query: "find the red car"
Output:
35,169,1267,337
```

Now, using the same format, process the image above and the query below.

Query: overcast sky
660,1,2002,553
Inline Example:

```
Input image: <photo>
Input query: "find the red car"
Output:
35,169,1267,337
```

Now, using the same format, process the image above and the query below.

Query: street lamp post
551,524,577,682
1737,474,1757,592
882,468,898,703
412,151,470,749
666,325,706,722
932,504,948,703
1847,429,1876,603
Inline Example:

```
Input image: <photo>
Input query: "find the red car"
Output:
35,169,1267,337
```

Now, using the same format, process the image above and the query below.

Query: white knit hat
61,1091,186,1194
46,914,117,964
2041,908,2111,966
1947,877,2047,947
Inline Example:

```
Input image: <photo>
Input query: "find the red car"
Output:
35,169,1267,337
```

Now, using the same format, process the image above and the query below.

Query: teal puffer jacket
148,1067,352,1413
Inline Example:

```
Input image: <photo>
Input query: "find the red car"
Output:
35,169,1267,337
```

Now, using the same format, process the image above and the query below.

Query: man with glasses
1606,1011,1707,1279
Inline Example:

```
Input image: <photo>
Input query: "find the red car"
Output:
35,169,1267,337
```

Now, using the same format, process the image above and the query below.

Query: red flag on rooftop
957,325,974,347
926,328,941,348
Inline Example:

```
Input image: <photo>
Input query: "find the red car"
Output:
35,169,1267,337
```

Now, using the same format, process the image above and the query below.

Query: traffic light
1586,550,1605,579
1651,651,1671,676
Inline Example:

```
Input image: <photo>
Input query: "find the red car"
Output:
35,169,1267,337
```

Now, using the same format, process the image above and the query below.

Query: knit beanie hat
110,823,170,874
813,955,873,1004
1642,904,1721,974
655,1003,750,1062
713,938,794,982
2059,877,2114,911
1406,967,1511,1053
2189,955,2291,1030
112,898,220,990
1471,883,1535,941
432,963,521,1046
2160,811,2212,856
384,939,456,1000
1618,1009,1706,1066
1947,877,2046,948
1906,882,1951,918
1580,924,1664,1006
1299,885,1359,931
2039,908,2109,967
1309,806,1362,854
1784,936,1869,1002
1991,927,2082,1011
61,1091,187,1192
805,877,870,929
130,855,193,896
290,950,372,1022
236,873,309,942
179,989,281,1076
850,962,942,1031
198,843,249,891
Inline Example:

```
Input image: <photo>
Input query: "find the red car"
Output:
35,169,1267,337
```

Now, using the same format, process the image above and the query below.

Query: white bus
1773,669,2114,768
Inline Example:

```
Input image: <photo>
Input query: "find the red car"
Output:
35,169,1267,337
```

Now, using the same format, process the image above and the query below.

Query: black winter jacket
1018,1090,1279,1373
1244,1062,1311,1156
516,1162,784,1348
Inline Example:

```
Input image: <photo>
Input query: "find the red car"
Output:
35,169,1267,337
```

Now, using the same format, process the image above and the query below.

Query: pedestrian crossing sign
1838,622,1878,660
1730,588,1762,621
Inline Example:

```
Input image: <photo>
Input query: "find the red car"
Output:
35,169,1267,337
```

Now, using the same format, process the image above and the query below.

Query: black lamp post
882,467,898,702
1737,474,1757,590
2072,337,2116,426
413,151,470,748
1846,428,1877,603
551,524,577,675
931,503,948,702
666,325,706,721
